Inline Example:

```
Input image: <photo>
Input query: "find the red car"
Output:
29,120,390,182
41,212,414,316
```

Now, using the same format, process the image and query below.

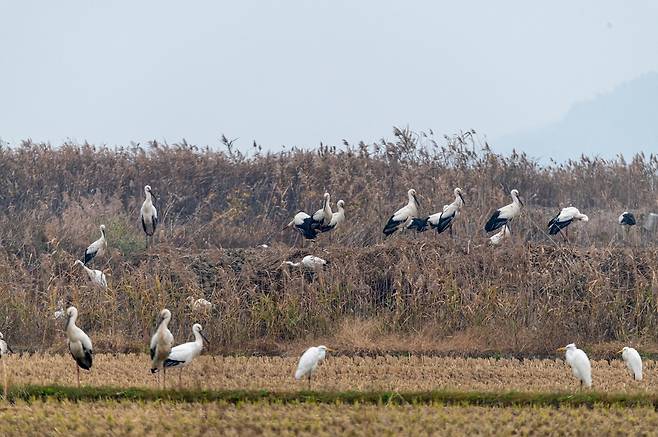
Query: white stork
140,185,158,247
548,207,589,241
619,212,636,227
65,306,93,387
318,200,345,233
285,211,318,240
186,297,214,312
485,189,524,233
83,224,107,265
295,345,333,389
0,332,13,357
489,225,511,246
150,308,174,387
284,255,329,270
408,188,465,235
311,193,333,227
383,189,420,236
74,260,108,290
163,323,209,386
619,346,642,381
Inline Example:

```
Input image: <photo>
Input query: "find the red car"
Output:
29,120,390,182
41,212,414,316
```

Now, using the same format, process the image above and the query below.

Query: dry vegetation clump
1,131,658,353
0,401,657,436
3,354,658,394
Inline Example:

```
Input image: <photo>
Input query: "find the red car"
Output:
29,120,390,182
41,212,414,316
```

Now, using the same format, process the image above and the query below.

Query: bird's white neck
193,330,204,345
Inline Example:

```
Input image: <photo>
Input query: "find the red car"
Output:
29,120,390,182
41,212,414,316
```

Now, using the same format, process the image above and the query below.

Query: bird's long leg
2,358,8,399
307,374,311,390
179,369,182,388
163,367,167,389
76,365,80,388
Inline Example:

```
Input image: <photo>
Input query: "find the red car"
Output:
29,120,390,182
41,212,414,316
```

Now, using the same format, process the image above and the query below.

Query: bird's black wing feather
434,213,455,234
383,216,404,236
484,210,507,232
163,358,186,368
407,217,429,232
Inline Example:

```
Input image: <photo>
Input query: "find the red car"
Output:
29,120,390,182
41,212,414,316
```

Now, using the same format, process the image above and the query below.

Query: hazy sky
1,1,657,155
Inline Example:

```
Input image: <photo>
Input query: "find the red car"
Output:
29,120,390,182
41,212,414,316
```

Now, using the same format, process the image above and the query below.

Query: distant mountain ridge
495,72,658,162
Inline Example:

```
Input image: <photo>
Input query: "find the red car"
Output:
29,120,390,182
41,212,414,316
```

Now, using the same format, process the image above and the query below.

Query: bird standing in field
283,255,329,270
317,200,345,233
489,225,511,246
619,346,642,381
163,323,209,387
150,309,174,387
186,297,214,312
311,192,333,228
0,332,13,357
408,187,465,236
286,211,318,241
619,211,637,227
74,260,108,290
383,189,420,236
65,306,93,387
485,189,523,233
83,224,107,265
140,185,158,247
547,207,589,241
557,343,592,388
295,345,332,389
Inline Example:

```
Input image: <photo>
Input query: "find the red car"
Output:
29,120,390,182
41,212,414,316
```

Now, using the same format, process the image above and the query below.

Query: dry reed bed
2,354,657,393
0,401,657,436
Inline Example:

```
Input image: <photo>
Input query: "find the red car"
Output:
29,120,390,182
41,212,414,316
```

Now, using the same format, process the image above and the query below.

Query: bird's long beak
518,196,524,206
7,345,13,354
617,349,624,354
326,348,335,352
151,192,157,202
200,331,210,345
65,314,71,330
413,194,420,208
556,347,566,352
459,193,465,205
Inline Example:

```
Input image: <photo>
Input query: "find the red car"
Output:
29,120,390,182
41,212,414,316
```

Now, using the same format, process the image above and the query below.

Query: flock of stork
0,184,646,390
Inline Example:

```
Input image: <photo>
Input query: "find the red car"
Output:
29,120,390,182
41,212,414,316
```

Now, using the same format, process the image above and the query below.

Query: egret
186,297,214,312
65,306,93,387
557,343,592,388
0,332,13,357
484,189,523,233
318,200,345,233
74,260,108,290
311,193,333,227
619,212,637,227
283,255,329,270
408,188,465,235
295,345,333,389
83,224,107,265
383,189,420,236
548,207,589,241
619,346,642,381
286,211,318,240
150,309,174,387
489,225,511,246
140,185,158,247
163,323,209,386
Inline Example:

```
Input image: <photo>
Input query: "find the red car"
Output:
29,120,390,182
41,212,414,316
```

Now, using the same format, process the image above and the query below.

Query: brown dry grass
1,401,657,436
1,132,658,354
1,354,657,393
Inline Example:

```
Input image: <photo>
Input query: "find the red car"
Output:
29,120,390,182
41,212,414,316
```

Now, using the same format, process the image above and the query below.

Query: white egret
489,225,511,246
286,211,318,240
619,212,637,227
383,189,420,236
557,343,592,388
485,189,523,233
0,332,13,357
163,323,209,386
283,255,329,270
150,309,174,387
318,200,345,233
619,346,642,381
65,306,93,387
295,345,333,389
408,188,465,235
83,224,107,265
548,207,589,241
186,297,214,312
140,185,158,247
74,260,108,290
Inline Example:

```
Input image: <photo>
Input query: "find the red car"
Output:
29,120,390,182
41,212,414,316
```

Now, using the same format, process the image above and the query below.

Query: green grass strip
3,385,658,408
